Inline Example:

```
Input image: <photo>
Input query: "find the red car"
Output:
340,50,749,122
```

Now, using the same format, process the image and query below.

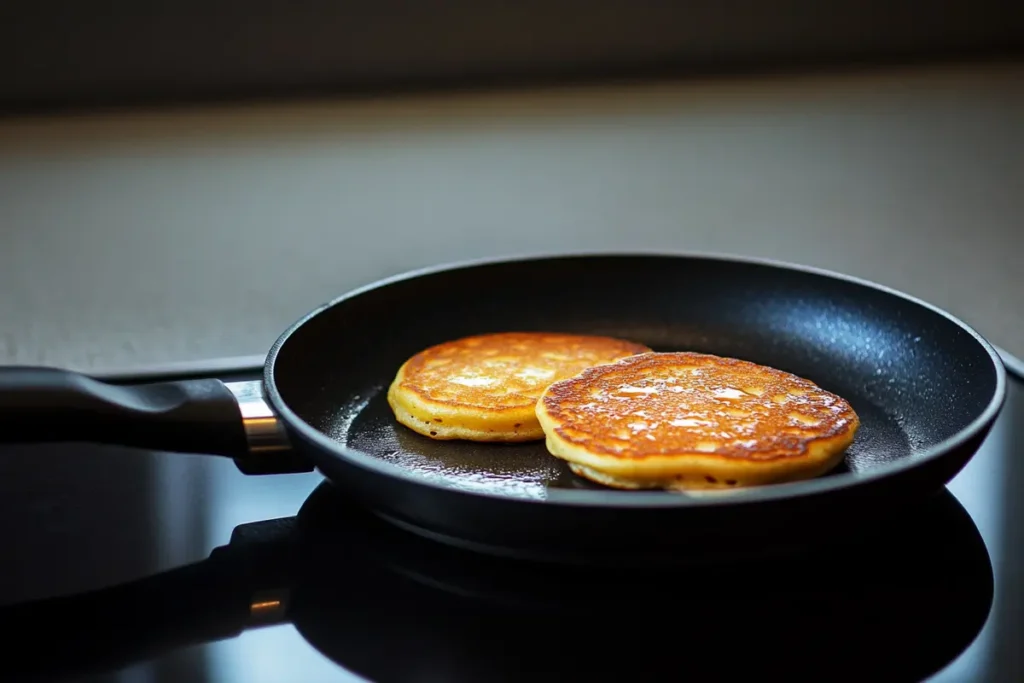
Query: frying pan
0,253,1007,561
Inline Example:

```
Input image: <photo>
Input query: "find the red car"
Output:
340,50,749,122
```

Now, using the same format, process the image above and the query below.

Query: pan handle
0,367,310,473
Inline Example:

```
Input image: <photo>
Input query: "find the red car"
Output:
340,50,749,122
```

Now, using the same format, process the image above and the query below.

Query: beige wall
0,62,1020,373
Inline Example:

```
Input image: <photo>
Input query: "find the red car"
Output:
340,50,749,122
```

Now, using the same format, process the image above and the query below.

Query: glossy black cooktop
0,358,1021,683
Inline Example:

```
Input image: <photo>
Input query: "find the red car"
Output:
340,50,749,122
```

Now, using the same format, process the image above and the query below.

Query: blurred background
0,0,1021,371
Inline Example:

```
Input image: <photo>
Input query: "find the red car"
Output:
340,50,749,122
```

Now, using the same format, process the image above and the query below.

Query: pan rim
264,250,1008,509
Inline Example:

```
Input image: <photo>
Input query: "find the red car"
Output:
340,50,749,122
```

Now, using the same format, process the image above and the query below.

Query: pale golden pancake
536,351,860,490
388,332,651,442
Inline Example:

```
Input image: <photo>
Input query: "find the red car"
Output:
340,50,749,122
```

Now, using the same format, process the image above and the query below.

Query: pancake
388,332,652,442
536,351,860,490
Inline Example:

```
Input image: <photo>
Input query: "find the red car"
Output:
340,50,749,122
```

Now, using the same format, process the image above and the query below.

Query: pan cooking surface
275,255,1000,502
321,347,911,500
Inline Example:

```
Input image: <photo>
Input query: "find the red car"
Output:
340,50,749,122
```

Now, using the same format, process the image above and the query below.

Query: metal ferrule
225,380,291,455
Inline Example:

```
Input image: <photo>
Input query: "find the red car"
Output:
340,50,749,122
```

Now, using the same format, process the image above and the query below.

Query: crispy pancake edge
555,432,855,489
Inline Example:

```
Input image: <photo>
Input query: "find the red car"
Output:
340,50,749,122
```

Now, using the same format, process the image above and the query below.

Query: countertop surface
0,362,1021,682
0,61,1020,372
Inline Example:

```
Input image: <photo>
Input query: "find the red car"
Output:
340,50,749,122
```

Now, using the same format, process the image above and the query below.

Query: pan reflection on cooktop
2,480,993,683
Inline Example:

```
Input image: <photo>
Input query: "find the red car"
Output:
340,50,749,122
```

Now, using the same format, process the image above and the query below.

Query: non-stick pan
0,253,1007,562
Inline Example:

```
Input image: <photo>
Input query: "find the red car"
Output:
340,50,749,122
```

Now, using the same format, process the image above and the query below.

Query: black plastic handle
0,366,248,457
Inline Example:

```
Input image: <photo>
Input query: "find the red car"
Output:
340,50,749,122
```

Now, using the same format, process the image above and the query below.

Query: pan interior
273,255,999,500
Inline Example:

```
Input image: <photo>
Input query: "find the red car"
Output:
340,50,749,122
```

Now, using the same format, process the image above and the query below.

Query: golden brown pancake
388,332,652,442
536,351,860,490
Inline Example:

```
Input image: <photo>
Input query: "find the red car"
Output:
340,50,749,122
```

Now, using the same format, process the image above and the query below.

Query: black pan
0,253,1008,562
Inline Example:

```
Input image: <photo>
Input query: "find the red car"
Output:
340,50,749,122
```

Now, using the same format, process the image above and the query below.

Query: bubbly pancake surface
388,332,651,441
536,352,860,490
